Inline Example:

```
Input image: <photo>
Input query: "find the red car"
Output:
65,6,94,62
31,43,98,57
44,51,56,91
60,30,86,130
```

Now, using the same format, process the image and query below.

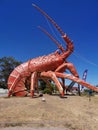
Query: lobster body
29,52,64,72
7,4,98,97
7,51,65,96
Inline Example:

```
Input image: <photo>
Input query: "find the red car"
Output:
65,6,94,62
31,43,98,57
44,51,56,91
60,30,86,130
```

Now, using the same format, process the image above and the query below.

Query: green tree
0,57,22,89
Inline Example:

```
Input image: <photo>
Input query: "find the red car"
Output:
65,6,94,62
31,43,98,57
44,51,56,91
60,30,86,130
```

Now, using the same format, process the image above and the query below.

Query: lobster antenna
38,26,65,52
32,3,74,56
32,4,65,36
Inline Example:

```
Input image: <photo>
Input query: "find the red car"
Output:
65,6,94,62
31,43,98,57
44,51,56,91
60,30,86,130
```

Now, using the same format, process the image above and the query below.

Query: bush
43,87,52,94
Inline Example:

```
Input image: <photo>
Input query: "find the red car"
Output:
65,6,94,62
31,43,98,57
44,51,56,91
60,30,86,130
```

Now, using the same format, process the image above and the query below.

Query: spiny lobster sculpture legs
7,4,98,97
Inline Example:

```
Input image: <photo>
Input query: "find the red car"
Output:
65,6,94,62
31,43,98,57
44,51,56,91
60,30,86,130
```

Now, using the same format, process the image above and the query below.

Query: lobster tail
7,62,30,97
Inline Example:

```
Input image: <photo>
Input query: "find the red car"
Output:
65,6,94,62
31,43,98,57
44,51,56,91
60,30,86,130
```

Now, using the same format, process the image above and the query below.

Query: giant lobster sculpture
7,4,98,97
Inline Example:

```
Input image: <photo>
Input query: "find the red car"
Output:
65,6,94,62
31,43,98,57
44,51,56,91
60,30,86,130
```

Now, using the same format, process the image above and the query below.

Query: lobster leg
61,78,65,95
30,72,38,97
40,71,64,96
38,62,79,96
55,62,79,77
55,62,79,94
55,72,98,92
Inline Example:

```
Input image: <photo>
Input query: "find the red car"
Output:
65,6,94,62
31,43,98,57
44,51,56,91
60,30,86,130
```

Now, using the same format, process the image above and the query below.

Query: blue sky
0,0,98,85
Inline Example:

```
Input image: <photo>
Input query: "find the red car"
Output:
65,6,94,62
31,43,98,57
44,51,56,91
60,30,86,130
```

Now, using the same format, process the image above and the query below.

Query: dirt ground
0,94,98,130
0,127,69,130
